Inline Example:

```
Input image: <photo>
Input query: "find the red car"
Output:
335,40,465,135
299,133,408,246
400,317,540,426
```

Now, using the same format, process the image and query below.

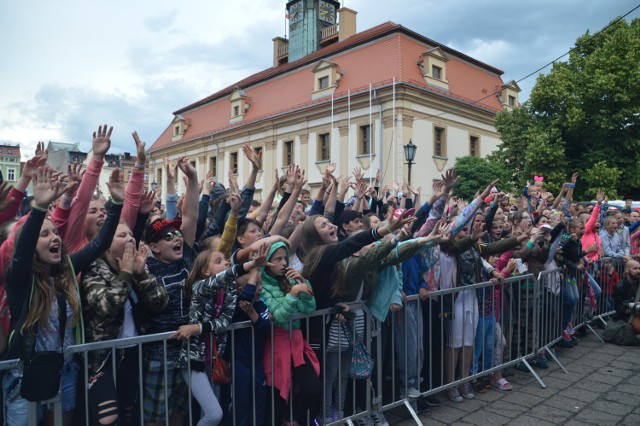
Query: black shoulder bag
20,293,66,402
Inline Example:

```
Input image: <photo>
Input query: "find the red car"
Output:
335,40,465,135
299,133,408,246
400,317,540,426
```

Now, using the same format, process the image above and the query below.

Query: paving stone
426,406,467,424
563,419,599,426
590,399,633,416
573,379,613,393
447,397,486,413
620,414,640,426
501,391,545,408
518,383,559,398
474,389,504,402
484,400,527,418
544,394,585,412
587,372,625,385
614,383,640,395
609,360,636,370
528,404,574,423
507,415,556,426
574,408,625,425
603,390,640,407
558,388,600,403
460,410,511,425
534,375,574,390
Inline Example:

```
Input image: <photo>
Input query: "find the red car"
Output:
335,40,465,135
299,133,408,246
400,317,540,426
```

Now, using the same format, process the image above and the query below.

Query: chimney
338,7,357,41
272,37,289,67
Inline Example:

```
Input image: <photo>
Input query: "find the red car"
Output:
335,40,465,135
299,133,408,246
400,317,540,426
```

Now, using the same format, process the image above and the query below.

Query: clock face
319,0,335,23
289,1,303,24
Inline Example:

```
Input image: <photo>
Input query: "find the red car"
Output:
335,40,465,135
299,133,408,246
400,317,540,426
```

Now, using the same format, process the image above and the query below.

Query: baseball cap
144,218,182,243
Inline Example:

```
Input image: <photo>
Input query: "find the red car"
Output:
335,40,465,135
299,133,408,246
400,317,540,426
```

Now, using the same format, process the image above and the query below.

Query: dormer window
311,60,342,100
499,80,521,110
171,115,190,142
230,87,251,124
419,47,449,91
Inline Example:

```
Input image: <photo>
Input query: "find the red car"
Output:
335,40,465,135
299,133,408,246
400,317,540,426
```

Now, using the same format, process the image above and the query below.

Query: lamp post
403,139,417,185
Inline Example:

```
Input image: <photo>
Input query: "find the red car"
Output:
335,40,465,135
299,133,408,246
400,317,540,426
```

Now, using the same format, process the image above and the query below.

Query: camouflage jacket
176,264,243,369
81,258,167,372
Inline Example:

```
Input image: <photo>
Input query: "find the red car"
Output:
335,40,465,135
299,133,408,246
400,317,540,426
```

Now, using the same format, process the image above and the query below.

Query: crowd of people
0,123,638,426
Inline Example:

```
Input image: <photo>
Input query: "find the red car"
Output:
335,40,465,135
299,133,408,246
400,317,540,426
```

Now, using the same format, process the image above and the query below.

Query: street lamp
403,139,417,185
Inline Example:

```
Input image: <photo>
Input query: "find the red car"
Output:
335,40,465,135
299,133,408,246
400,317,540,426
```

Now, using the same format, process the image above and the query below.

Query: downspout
372,89,384,184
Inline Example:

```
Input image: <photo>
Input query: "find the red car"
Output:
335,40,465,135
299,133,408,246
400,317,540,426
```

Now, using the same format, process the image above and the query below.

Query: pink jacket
122,168,144,230
581,202,601,262
51,158,104,253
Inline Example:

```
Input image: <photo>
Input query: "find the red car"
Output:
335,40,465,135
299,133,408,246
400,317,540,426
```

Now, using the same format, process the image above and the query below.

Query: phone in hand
402,208,415,218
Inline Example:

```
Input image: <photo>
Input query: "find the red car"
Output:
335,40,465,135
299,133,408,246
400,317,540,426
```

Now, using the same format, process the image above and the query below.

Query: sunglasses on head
161,229,183,242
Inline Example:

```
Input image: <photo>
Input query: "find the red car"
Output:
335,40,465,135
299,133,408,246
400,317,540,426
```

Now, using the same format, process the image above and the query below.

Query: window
7,168,15,181
233,105,240,116
174,125,180,136
358,125,371,155
432,65,442,80
508,95,516,107
318,133,331,161
469,136,480,157
434,126,446,157
254,147,263,170
210,156,217,177
283,141,294,166
156,168,162,186
7,148,12,155
230,152,238,173
318,76,329,90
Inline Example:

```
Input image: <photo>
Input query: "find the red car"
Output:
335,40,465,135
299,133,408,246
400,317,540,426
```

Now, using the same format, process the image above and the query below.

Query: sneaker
532,355,548,369
471,378,489,393
458,383,475,399
369,411,389,426
424,395,441,407
558,338,574,348
407,387,422,398
417,398,431,413
447,387,464,403
571,335,579,345
515,362,529,372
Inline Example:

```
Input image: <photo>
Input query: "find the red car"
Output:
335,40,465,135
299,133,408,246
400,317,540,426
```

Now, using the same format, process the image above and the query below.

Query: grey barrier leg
27,401,38,426
521,358,546,388
543,344,568,374
403,399,423,425
346,419,356,426
583,322,605,343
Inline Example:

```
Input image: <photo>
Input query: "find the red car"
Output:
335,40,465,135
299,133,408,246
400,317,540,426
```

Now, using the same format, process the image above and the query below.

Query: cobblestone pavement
388,331,640,425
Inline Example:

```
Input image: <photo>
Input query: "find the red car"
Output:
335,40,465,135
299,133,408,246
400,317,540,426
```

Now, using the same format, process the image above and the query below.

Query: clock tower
286,0,340,62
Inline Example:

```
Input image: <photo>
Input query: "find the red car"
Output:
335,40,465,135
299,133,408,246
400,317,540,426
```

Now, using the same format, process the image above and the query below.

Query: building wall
149,84,500,200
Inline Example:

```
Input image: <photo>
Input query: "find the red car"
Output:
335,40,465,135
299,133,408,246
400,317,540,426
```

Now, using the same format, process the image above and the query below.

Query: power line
422,2,640,120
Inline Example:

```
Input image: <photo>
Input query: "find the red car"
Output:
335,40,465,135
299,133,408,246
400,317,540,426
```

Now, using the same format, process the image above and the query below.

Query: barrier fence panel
10,262,627,426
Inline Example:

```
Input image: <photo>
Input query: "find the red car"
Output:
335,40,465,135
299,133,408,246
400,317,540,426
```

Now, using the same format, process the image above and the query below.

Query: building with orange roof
0,144,21,184
149,1,520,200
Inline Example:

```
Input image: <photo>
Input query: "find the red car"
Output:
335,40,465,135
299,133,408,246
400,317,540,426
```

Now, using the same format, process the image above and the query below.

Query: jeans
323,350,351,419
471,314,495,376
562,278,579,330
180,369,223,426
3,361,79,426
394,299,423,392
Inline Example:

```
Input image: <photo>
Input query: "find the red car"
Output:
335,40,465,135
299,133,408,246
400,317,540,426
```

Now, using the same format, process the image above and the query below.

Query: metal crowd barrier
8,262,626,426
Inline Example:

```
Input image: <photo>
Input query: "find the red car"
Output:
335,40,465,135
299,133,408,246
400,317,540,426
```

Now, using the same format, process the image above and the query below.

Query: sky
1,0,638,159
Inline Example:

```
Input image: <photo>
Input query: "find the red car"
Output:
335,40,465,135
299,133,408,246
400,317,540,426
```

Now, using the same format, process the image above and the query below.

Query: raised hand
33,167,67,209
92,124,113,160
392,181,400,193
442,168,458,192
134,244,150,274
387,210,416,232
375,169,381,185
23,153,48,178
118,241,135,274
294,167,306,190
352,166,363,183
571,172,579,183
354,181,368,199
242,144,262,170
596,191,604,204
106,168,125,203
249,244,274,269
228,192,242,214
203,170,216,195
65,161,84,196
132,131,146,165
471,222,487,241
35,141,47,157
290,282,313,297
164,156,176,181
139,190,157,216
0,182,15,213
228,169,239,194
326,162,336,175
285,164,296,188
177,157,197,180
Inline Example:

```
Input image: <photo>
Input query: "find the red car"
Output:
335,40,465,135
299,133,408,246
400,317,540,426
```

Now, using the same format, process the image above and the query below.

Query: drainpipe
372,89,384,184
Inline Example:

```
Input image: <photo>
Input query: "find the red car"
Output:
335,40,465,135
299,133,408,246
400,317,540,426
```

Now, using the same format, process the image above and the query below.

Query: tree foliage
453,156,509,200
491,18,640,200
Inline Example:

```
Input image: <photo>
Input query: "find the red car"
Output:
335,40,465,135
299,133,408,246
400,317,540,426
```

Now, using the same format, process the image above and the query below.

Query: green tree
492,18,640,200
453,156,509,200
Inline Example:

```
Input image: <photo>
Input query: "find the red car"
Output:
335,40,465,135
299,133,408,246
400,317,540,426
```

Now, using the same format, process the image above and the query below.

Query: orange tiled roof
150,22,506,152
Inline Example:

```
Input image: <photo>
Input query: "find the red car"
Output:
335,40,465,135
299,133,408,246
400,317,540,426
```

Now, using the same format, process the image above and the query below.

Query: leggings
270,355,321,426
181,369,223,426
